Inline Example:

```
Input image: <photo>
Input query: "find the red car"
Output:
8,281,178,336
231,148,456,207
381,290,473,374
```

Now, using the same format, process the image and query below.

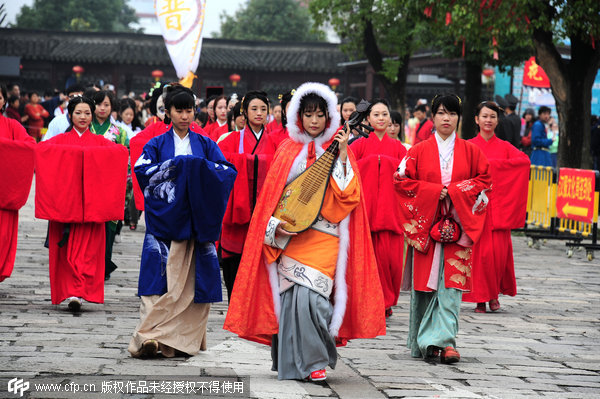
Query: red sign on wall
556,168,596,223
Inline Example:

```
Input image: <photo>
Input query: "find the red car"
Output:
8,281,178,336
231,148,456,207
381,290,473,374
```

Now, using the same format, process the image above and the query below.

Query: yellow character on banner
527,60,543,82
158,0,191,31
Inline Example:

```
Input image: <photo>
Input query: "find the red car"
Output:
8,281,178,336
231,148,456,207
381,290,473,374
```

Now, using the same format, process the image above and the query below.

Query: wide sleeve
321,159,360,223
489,144,530,230
82,143,129,222
0,137,35,211
35,142,84,222
446,146,492,244
394,149,443,253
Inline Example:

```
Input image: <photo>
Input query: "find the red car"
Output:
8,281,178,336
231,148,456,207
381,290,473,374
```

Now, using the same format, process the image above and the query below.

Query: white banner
155,0,206,82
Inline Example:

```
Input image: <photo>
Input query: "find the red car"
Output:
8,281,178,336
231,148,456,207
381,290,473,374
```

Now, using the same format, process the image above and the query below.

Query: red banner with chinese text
556,168,596,223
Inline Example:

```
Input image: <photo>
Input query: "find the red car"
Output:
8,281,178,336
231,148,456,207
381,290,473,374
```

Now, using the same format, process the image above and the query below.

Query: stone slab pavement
1,184,599,398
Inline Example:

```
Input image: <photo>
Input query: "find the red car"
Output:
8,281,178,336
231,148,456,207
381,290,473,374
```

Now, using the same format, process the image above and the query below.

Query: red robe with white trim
218,127,276,256
0,115,35,282
350,133,407,308
35,129,128,303
463,134,530,302
394,135,491,292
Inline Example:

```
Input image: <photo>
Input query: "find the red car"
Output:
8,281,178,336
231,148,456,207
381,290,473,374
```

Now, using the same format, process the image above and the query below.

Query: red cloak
0,116,35,282
394,135,491,292
223,139,386,346
35,129,128,304
463,134,530,302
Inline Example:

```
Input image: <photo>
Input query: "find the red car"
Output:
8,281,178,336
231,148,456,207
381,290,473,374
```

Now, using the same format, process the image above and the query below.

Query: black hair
91,90,115,112
431,93,462,124
241,90,269,119
163,85,195,125
212,95,228,120
280,90,294,127
341,96,358,106
414,104,428,113
227,102,243,131
7,83,19,93
118,98,143,131
8,95,19,105
28,91,39,98
475,101,502,132
67,96,96,131
538,106,551,115
476,101,502,117
65,84,85,96
196,111,209,128
523,108,535,118
0,84,7,112
367,98,391,115
299,93,328,117
390,110,403,125
148,83,165,116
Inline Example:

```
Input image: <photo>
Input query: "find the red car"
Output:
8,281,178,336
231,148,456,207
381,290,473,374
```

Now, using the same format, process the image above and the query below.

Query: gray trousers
271,285,337,380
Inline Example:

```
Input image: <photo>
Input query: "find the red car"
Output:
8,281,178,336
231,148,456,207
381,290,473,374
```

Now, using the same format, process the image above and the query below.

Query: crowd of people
2,77,591,382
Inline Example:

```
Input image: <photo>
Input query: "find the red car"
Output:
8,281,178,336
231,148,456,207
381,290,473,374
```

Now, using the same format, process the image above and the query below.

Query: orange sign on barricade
556,168,596,223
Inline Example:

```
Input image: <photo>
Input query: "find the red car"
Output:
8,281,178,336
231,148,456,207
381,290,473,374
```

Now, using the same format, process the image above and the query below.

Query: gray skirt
271,285,337,380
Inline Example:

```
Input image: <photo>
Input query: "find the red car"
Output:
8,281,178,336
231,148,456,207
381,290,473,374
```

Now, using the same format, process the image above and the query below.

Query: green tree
415,0,532,138
216,0,325,42
527,0,600,169
310,0,420,113
15,0,139,33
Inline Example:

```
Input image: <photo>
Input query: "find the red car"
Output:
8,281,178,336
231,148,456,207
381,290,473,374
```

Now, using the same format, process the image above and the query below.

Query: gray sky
3,0,245,37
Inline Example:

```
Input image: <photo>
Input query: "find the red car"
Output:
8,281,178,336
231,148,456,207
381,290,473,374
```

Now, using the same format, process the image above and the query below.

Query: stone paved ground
1,185,599,398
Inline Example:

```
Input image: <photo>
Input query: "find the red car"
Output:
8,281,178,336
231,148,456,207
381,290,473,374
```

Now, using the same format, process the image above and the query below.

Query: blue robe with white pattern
134,128,236,303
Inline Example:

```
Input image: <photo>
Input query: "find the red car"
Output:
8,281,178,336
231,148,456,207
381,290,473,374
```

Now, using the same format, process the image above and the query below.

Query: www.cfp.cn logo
8,378,30,397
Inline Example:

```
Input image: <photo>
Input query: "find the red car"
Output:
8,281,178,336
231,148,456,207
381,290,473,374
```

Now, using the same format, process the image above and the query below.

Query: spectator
24,91,49,141
530,106,553,166
413,104,434,144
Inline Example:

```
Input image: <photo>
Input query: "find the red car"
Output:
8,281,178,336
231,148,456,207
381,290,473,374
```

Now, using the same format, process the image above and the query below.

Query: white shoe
114,234,122,243
67,297,82,311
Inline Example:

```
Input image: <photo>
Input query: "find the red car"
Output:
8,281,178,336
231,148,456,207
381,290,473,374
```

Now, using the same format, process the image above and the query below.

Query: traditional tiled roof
0,28,346,73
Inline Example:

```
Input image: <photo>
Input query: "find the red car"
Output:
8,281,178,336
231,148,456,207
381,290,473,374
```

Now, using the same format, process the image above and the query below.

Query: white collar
217,119,227,127
435,131,456,150
74,128,86,137
174,132,189,143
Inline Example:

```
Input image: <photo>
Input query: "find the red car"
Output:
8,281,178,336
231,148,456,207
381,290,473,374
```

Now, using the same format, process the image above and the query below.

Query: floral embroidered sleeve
394,154,442,253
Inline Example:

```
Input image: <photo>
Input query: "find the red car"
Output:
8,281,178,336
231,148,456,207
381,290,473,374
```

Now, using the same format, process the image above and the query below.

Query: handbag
430,200,461,243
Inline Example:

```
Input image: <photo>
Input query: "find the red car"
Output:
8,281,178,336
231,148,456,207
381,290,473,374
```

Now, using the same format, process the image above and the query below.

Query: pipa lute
273,99,373,234
273,140,341,233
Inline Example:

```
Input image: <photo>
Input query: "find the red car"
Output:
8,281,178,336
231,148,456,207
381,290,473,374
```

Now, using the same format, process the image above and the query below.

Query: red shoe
441,346,460,364
475,303,486,313
489,299,500,312
309,369,327,381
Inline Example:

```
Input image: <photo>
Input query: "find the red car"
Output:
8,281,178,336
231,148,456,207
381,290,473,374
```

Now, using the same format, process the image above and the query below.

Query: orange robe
224,138,386,346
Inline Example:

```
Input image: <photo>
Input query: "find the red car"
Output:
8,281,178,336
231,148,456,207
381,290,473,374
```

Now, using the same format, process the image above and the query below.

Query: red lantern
229,73,241,87
482,68,495,78
151,69,164,82
72,65,84,81
328,77,340,90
